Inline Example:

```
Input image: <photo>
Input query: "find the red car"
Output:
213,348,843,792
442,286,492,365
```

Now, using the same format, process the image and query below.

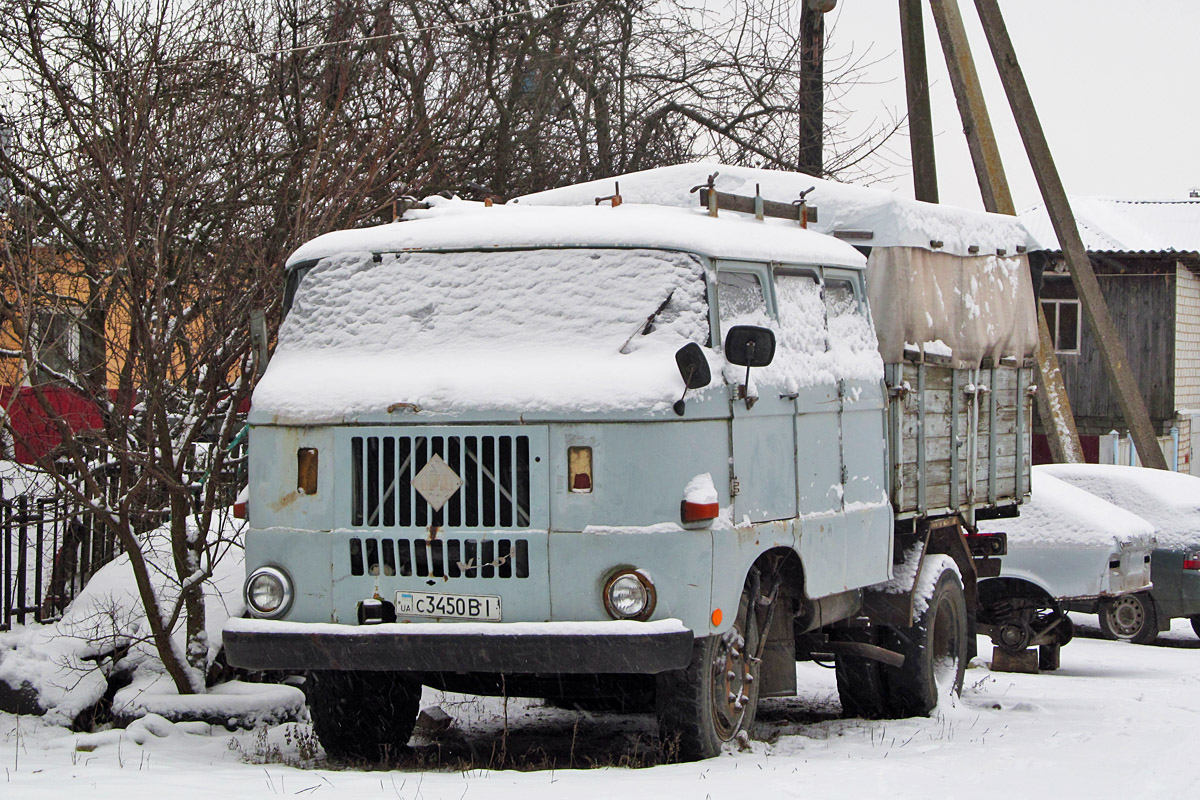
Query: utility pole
899,0,938,203
798,0,837,176
923,0,1086,464
972,0,1168,469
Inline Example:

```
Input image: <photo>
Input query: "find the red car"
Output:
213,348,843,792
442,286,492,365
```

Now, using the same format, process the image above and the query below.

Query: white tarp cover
866,247,1039,367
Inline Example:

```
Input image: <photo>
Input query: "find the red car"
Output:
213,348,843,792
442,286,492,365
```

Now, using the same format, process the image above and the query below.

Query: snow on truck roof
285,196,868,270
519,163,1035,258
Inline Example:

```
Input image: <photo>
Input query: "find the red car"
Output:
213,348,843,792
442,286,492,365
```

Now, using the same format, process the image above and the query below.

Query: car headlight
603,569,656,621
246,566,293,618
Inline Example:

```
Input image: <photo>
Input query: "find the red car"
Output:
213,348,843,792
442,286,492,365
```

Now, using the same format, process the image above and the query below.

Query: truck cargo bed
886,352,1033,522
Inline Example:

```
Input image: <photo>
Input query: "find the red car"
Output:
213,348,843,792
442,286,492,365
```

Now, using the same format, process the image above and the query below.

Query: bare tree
0,0,452,692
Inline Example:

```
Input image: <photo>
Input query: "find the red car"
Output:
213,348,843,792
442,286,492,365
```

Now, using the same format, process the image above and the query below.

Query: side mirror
723,325,776,368
672,342,712,417
675,342,712,389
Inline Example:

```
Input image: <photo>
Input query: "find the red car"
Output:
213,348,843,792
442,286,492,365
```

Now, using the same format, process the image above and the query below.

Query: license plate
396,590,501,621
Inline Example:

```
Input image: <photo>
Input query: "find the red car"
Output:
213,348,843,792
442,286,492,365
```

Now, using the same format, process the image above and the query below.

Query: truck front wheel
656,584,761,760
884,560,969,717
307,670,421,762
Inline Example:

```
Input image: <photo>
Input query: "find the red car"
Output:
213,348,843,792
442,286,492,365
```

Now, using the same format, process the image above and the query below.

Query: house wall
1174,262,1200,473
1041,257,1177,435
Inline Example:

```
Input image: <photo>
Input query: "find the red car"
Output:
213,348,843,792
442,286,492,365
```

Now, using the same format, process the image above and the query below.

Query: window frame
1041,297,1081,355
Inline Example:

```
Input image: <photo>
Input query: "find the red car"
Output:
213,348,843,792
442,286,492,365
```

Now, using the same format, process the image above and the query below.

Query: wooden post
798,1,836,176
972,0,1168,470
927,0,1085,464
899,0,938,203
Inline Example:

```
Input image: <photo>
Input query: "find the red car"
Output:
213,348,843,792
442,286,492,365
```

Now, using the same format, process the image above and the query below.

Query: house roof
1020,197,1200,256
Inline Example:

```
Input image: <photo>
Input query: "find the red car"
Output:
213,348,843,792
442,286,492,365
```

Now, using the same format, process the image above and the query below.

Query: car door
824,271,892,589
715,262,798,523
776,269,849,595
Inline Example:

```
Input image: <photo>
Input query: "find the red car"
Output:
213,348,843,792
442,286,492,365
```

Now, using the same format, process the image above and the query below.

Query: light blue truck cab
224,166,1038,760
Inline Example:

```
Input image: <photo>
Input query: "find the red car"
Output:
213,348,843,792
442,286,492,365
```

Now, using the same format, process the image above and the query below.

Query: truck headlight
246,566,293,618
603,569,656,621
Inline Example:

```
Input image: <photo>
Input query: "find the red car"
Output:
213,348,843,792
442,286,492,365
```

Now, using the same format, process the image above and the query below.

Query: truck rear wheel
884,561,968,717
307,670,421,762
657,584,761,760
833,629,889,719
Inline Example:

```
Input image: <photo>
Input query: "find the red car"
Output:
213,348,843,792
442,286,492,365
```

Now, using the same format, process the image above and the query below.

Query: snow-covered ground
3,619,1197,798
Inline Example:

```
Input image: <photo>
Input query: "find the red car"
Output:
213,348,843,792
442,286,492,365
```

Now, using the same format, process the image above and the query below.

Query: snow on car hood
980,469,1156,551
1036,463,1200,550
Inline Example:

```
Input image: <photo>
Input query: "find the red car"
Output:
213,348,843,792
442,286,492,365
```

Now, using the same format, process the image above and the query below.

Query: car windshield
280,248,709,355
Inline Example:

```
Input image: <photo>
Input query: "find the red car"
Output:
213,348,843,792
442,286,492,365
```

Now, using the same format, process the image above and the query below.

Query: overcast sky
829,1,1199,212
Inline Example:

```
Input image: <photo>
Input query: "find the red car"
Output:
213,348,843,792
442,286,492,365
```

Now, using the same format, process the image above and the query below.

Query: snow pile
684,473,718,505
979,469,1156,549
1036,463,1200,549
0,515,250,727
112,676,304,730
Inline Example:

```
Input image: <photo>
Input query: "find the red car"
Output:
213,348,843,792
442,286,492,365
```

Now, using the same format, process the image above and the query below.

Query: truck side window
717,271,768,326
826,277,877,356
776,272,826,356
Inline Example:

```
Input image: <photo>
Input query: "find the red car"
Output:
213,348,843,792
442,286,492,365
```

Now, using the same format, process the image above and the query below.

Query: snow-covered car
977,468,1155,667
1039,463,1200,644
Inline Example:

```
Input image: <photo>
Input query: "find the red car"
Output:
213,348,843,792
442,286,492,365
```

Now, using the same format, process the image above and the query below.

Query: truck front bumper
223,617,695,674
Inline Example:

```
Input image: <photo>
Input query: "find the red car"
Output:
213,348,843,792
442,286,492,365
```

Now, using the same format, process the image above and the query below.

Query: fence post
35,498,46,623
2,496,9,630
16,495,28,626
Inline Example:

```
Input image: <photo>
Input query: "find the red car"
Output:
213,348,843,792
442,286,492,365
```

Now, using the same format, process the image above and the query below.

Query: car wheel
1098,593,1158,645
1191,615,1200,639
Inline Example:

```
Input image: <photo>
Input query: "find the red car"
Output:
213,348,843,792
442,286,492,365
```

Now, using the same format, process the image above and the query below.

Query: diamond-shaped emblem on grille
411,453,464,512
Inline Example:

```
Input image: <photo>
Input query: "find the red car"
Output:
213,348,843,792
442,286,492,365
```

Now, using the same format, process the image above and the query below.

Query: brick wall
1174,262,1200,472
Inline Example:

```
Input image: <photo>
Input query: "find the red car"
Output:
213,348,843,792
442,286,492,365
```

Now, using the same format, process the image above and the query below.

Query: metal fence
1,428,247,631
0,491,116,629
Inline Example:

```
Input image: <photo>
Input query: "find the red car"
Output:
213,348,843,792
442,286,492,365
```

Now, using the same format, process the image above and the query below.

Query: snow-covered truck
223,165,1039,760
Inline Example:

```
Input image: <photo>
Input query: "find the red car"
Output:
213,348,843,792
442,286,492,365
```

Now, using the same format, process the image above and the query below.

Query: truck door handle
779,392,799,400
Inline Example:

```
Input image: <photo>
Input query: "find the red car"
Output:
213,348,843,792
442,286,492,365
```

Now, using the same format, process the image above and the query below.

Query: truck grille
348,536,530,579
350,434,532,529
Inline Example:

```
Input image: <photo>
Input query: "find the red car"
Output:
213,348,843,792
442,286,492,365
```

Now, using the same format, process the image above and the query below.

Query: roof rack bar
696,187,819,225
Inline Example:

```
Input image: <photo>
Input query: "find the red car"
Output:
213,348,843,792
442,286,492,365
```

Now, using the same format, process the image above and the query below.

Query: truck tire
1098,592,1158,645
833,629,889,719
884,562,969,718
307,670,421,762
657,584,761,760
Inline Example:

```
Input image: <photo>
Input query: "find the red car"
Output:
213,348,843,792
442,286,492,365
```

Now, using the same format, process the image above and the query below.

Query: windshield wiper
619,290,675,354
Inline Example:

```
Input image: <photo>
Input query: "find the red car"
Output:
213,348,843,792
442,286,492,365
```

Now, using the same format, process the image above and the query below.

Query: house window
31,308,81,382
1042,298,1080,354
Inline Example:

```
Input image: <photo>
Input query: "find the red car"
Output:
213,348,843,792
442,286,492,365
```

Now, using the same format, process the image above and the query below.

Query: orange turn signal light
681,500,719,523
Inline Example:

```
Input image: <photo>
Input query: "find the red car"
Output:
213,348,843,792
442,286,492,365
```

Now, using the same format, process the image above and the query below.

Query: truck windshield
280,248,710,355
